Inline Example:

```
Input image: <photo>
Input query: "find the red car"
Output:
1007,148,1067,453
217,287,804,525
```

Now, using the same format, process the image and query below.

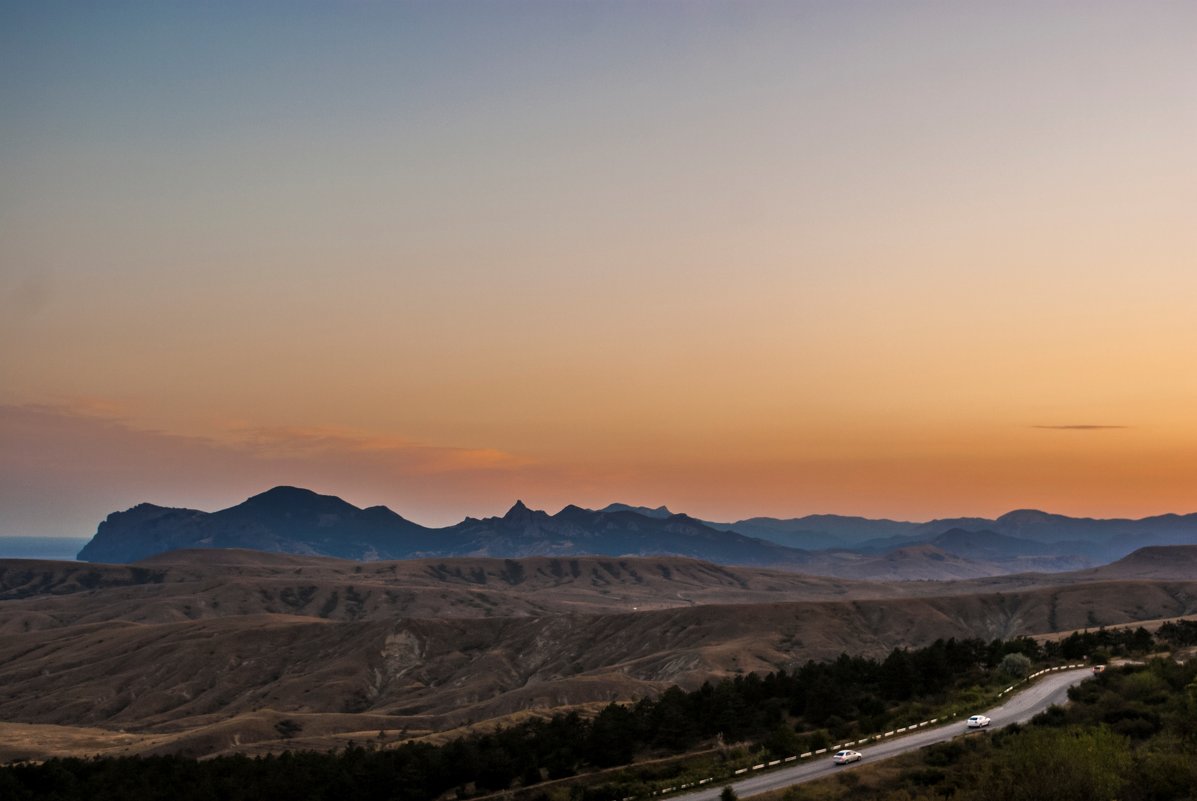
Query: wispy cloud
1031,425,1129,431
222,423,531,473
0,403,542,533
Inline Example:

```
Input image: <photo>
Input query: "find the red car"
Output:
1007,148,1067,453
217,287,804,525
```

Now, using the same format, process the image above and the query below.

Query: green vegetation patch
749,658,1197,801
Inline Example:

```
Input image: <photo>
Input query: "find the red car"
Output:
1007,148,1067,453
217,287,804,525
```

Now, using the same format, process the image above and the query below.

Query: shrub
999,653,1032,679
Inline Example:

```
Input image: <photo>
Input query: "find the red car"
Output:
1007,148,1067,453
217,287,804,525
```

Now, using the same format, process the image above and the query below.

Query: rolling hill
719,509,1197,562
3,547,1197,759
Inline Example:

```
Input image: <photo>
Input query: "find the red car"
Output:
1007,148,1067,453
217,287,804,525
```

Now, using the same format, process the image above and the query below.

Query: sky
2,1,1196,536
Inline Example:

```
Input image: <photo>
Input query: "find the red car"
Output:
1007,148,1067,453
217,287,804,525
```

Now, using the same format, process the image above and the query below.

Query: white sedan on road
966,714,991,728
832,749,863,764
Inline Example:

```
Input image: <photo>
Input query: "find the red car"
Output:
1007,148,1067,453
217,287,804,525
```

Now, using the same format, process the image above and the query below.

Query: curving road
670,667,1092,801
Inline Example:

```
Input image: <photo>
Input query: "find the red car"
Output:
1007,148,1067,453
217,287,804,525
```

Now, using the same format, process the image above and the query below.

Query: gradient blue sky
3,1,1196,535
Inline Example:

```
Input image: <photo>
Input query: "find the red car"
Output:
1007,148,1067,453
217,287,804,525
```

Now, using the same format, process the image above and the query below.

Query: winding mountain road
671,667,1092,801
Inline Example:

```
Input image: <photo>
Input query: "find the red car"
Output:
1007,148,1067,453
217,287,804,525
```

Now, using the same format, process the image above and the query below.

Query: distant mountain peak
503,500,541,523
241,486,358,517
248,486,320,501
996,509,1053,522
126,502,173,514
600,503,674,519
73,486,1197,576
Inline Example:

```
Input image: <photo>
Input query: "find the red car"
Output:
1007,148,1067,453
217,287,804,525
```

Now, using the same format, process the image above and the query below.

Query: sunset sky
3,1,1196,536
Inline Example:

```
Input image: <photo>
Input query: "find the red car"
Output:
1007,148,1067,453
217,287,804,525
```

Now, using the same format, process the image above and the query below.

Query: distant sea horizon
0,536,89,561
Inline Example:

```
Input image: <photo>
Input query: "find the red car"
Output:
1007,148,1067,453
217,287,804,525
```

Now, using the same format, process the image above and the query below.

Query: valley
2,547,1196,761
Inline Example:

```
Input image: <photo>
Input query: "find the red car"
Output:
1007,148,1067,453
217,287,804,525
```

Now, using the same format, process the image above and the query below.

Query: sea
0,537,90,561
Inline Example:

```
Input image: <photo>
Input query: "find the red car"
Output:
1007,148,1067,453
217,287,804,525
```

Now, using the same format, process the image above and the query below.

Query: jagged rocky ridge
74,488,1197,577
78,487,808,567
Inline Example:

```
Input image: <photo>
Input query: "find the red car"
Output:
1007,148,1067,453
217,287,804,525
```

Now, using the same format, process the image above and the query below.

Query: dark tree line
1043,625,1160,661
0,628,1177,801
1155,618,1197,647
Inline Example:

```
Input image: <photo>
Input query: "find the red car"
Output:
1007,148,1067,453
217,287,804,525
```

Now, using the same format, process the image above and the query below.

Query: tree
880,648,915,700
652,687,699,750
999,652,1032,679
587,703,637,767
720,785,738,801
761,723,801,758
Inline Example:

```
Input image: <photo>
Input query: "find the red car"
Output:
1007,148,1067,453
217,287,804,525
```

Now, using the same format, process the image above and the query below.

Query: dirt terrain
0,552,915,632
2,547,1195,760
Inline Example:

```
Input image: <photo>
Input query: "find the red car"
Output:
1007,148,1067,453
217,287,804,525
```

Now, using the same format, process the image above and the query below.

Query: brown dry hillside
1078,544,1197,580
2,549,1197,759
803,544,996,581
0,552,912,633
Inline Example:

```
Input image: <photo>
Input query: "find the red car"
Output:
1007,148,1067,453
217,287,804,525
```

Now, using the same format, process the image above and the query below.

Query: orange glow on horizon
3,2,1196,535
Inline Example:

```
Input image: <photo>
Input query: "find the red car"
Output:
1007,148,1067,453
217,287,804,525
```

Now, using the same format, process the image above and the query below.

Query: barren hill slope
0,552,908,633
3,578,1195,739
802,544,998,581
1080,544,1197,580
4,547,1197,759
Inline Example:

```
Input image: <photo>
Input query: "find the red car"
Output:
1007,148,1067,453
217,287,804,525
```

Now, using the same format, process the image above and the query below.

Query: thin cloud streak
0,403,549,534
220,423,531,473
1032,425,1129,431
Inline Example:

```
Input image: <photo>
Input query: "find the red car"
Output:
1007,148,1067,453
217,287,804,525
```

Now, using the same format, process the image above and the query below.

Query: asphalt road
670,667,1092,801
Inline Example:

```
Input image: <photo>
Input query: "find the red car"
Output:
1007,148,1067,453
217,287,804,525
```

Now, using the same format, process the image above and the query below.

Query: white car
966,714,991,728
832,749,862,764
